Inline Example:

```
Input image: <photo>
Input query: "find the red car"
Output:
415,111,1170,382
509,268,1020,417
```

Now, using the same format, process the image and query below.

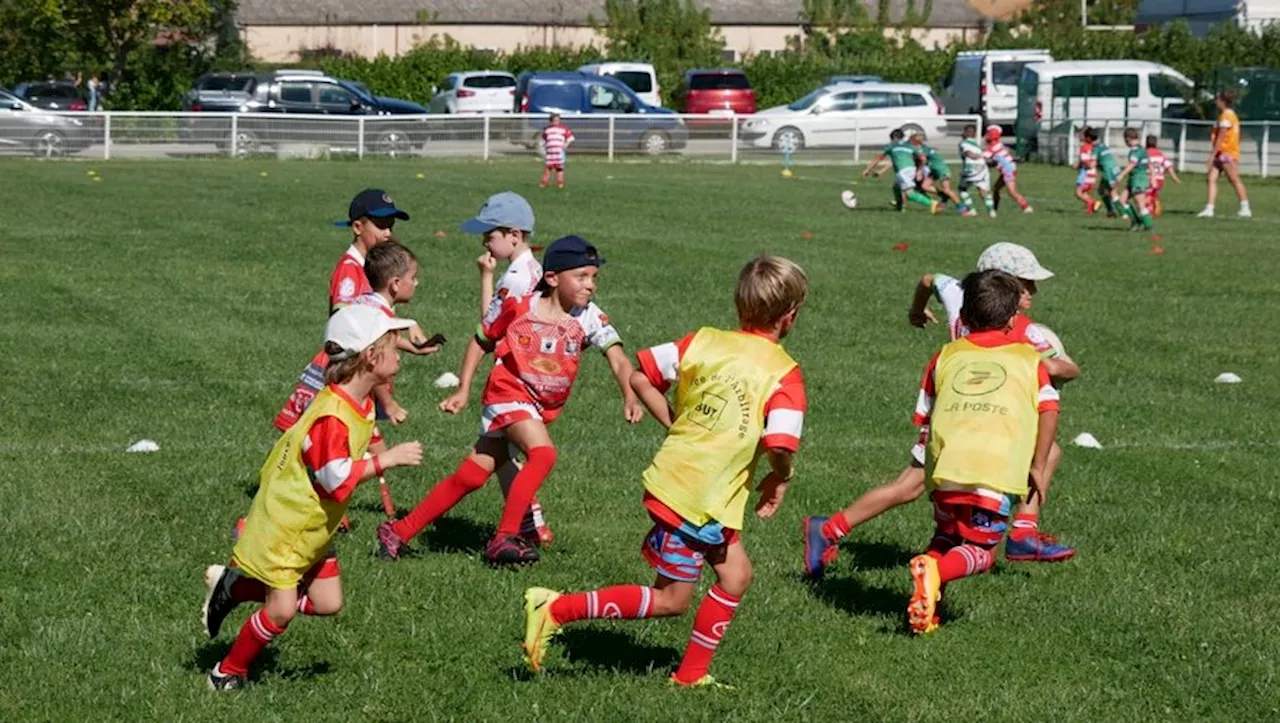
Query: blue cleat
1005,532,1076,562
802,516,837,579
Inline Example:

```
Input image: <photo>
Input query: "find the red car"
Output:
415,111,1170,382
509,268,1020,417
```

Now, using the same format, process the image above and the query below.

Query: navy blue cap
535,235,604,290
335,188,410,227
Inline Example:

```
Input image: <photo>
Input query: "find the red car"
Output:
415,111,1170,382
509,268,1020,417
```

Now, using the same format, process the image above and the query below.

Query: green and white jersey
885,141,917,172
919,145,950,178
1096,143,1121,180
1126,145,1150,188
959,138,987,180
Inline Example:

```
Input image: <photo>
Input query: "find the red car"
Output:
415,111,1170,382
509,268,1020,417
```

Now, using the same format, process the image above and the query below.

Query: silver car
0,88,92,156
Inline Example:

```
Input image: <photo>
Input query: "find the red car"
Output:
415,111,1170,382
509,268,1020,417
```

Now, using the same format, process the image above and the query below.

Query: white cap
325,304,414,361
976,242,1054,281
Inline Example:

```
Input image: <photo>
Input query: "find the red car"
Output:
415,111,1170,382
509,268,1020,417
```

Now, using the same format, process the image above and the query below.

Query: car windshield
201,76,252,92
340,81,375,103
463,75,516,89
689,73,750,91
788,88,829,111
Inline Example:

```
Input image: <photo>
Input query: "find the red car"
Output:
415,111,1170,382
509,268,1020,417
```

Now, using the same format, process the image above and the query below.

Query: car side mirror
811,106,824,115
9,102,22,110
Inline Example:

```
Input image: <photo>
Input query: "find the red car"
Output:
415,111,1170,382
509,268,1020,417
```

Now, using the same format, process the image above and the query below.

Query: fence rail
2,110,984,165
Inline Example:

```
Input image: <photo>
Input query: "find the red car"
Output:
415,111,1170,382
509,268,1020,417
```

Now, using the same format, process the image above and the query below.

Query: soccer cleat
486,534,540,567
1196,207,1215,218
669,674,735,690
1090,199,1102,214
929,200,941,215
202,564,243,639
802,516,837,579
961,208,978,218
376,521,410,561
207,663,246,692
1022,206,1035,214
907,555,941,634
1238,207,1252,218
521,587,563,672
988,210,997,219
1005,532,1076,562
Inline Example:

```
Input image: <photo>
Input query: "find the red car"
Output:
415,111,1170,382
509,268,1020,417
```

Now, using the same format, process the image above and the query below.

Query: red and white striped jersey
638,330,807,452
541,124,574,166
1147,149,1173,187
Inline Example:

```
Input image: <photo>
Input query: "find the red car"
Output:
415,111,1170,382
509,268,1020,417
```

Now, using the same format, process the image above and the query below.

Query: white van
941,49,1053,129
1016,60,1195,137
578,62,661,107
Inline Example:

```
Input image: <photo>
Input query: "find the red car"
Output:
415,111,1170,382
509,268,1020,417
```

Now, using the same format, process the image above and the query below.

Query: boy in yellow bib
200,305,424,691
907,270,1060,634
521,256,809,687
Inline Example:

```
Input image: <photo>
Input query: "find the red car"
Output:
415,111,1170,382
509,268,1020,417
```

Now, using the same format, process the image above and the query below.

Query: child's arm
374,383,407,425
1042,356,1080,385
398,323,440,356
908,273,938,328
477,253,498,317
630,368,673,428
1168,166,1181,184
303,418,423,504
604,344,643,423
439,337,489,413
860,153,886,177
1115,162,1133,183
1028,409,1059,504
754,448,794,519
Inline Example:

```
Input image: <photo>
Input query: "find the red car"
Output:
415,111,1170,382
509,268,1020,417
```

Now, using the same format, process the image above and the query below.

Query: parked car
578,62,662,107
825,74,883,85
1015,60,1195,141
182,70,429,156
940,49,1052,130
508,71,687,155
340,80,428,114
739,82,948,150
10,81,87,111
428,71,516,114
0,88,92,156
680,68,757,118
181,72,254,112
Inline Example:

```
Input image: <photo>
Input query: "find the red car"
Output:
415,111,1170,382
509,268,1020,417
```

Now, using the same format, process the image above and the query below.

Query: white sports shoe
1237,207,1252,218
1196,207,1215,218
1022,206,1035,214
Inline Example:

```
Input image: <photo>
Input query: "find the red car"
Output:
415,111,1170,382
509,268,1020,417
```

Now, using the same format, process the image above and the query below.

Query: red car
681,69,756,119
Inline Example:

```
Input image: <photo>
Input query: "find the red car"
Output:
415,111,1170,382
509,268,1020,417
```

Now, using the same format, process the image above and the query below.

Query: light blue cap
459,191,534,234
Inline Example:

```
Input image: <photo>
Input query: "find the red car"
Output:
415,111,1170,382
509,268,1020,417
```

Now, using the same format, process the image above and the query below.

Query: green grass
1,158,1277,722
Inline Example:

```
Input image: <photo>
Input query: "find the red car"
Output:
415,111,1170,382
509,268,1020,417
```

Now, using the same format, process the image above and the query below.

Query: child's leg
497,459,550,544
494,419,556,539
891,183,904,210
671,538,751,685
1133,191,1153,229
540,166,552,188
215,585,298,680
1005,178,1031,209
940,179,962,206
908,500,999,634
295,557,343,617
556,168,565,188
383,438,504,548
1006,442,1075,562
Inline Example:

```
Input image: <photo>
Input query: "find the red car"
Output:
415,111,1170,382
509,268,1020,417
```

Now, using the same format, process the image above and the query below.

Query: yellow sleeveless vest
926,338,1042,497
233,387,374,588
642,328,797,530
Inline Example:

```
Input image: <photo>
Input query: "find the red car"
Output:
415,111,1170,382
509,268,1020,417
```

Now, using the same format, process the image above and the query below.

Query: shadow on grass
839,539,917,571
801,571,965,635
507,628,680,680
188,641,332,683
421,516,493,555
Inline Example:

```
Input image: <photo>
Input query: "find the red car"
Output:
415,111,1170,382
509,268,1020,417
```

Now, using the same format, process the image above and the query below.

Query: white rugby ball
840,189,858,209
1029,323,1069,360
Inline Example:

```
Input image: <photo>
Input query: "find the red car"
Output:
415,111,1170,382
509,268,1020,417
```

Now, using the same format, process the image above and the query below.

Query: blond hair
735,255,808,329
323,331,397,385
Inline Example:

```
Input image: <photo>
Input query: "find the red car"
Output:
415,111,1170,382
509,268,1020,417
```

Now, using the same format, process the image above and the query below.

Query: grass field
1,157,1277,722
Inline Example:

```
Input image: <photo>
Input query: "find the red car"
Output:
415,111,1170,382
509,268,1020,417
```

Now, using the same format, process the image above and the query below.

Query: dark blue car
510,71,687,155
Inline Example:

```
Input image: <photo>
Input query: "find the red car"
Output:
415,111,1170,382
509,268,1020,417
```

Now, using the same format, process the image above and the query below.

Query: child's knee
652,583,694,616
717,561,753,597
527,445,557,472
312,595,343,616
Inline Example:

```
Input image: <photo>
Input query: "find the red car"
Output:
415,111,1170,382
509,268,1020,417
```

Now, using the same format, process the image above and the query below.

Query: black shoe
207,663,246,692
484,534,540,567
202,564,242,639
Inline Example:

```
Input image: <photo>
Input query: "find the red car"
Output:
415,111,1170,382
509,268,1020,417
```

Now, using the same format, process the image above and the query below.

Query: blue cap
535,235,604,290
335,188,409,227
459,191,534,234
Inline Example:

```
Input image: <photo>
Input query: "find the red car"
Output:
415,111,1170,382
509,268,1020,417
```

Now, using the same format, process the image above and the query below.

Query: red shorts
639,494,739,583
932,490,1011,547
545,163,564,171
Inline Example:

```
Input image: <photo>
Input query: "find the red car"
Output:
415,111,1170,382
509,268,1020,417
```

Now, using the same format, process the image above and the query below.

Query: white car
428,71,516,114
578,62,662,107
739,83,950,151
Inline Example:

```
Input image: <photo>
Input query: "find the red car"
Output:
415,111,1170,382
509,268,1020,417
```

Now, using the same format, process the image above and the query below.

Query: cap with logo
976,242,1053,281
325,304,415,361
335,188,410,227
459,191,535,234
534,235,605,291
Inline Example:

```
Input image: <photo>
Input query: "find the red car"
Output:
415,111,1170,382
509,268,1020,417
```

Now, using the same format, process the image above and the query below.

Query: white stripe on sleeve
649,342,680,382
915,388,934,418
314,458,355,493
1038,384,1060,405
764,408,804,439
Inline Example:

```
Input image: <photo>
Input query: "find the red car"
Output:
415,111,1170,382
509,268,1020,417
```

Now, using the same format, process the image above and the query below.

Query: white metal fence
1,111,983,165
1026,117,1279,178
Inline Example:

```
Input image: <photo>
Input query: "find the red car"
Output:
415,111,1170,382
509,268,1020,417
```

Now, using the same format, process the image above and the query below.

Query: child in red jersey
1144,135,1180,217
377,236,641,566
982,125,1033,213
539,114,575,189
1074,127,1101,214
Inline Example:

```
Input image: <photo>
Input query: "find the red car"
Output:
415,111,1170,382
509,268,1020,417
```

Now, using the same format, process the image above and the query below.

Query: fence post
608,115,615,162
1263,122,1270,179
230,113,238,158
357,117,365,159
1178,120,1187,174
103,113,111,160
853,118,861,164
729,113,738,163
483,114,491,161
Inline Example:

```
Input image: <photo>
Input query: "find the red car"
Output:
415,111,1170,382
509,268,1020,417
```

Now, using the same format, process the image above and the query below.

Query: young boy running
201,304,424,690
957,124,995,218
1115,128,1154,232
906,269,1059,634
1093,130,1125,219
521,256,808,687
1145,135,1180,217
862,128,938,213
803,243,1078,578
1074,127,1102,214
911,134,970,215
455,191,553,546
378,236,642,566
982,125,1032,213
540,114,575,189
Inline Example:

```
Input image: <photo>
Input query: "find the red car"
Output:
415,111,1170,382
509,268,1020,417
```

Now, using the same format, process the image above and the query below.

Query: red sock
550,585,655,624
820,514,852,543
391,458,490,541
496,446,557,536
672,585,740,685
296,596,315,616
926,532,957,560
936,544,994,584
230,575,266,603
1009,511,1039,540
219,608,285,677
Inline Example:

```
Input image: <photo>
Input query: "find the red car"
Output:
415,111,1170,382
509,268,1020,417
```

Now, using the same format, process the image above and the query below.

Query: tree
61,0,215,88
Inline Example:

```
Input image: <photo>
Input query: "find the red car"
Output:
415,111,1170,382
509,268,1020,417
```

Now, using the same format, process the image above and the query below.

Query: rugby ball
1029,323,1069,361
840,189,858,209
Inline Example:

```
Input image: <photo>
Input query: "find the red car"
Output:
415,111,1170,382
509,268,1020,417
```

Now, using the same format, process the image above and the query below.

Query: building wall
242,23,974,63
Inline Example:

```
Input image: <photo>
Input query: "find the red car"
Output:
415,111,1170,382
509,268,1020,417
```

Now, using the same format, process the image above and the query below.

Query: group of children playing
199,184,1080,691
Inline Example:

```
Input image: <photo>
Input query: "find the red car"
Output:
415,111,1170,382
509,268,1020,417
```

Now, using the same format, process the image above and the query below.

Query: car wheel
32,130,67,158
771,127,804,152
900,123,925,138
640,130,670,156
376,129,412,157
229,129,257,158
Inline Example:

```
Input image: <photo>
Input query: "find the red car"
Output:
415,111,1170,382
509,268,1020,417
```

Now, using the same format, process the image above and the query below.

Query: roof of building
236,0,985,28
